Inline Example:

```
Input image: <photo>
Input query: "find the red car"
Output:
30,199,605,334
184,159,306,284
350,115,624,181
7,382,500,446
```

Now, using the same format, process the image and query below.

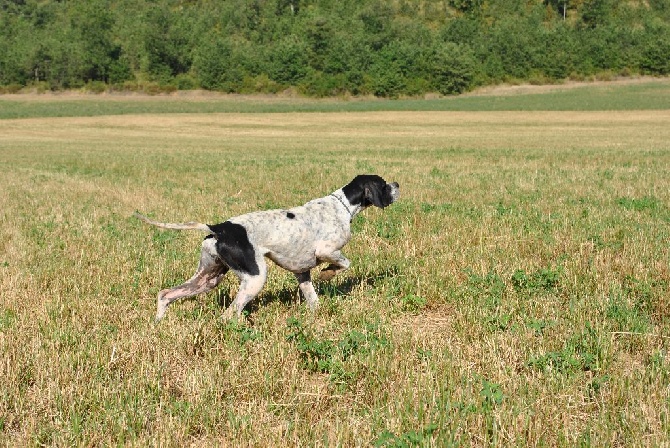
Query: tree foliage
0,0,668,96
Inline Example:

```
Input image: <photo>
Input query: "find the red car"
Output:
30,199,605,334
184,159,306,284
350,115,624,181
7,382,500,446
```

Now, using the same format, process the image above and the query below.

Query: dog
135,175,400,322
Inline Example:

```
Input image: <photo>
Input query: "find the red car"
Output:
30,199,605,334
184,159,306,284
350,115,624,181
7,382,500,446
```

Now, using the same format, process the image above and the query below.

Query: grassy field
1,77,670,119
1,82,670,446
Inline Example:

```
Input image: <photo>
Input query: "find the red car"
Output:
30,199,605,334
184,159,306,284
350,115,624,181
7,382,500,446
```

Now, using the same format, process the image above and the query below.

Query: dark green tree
268,35,310,85
430,42,478,95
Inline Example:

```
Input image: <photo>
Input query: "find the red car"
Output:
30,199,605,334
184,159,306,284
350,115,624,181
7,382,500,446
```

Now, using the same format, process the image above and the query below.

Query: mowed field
1,81,670,446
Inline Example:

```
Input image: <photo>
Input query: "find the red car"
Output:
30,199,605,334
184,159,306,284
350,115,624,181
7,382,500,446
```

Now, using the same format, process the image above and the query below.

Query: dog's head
342,174,400,209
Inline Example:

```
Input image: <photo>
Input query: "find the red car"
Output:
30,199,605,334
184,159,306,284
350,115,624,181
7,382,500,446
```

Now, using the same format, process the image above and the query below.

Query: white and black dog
135,175,400,322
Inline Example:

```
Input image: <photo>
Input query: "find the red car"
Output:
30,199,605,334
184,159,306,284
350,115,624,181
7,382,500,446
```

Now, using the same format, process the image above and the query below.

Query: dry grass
1,107,669,446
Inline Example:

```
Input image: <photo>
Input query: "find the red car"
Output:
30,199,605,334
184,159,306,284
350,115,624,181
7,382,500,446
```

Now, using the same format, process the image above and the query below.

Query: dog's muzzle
389,182,400,203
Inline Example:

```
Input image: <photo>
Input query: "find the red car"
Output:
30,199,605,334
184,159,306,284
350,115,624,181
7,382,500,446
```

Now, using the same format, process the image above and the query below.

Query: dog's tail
133,212,212,233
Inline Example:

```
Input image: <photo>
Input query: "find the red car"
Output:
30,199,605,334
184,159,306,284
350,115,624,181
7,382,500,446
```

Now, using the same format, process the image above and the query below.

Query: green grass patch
1,79,669,119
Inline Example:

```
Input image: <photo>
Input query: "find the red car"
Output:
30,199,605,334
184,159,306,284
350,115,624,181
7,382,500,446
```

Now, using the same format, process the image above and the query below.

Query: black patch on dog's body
209,221,260,276
286,212,295,219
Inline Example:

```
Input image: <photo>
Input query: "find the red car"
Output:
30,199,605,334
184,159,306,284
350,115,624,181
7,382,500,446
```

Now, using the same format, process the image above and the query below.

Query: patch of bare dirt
465,75,669,97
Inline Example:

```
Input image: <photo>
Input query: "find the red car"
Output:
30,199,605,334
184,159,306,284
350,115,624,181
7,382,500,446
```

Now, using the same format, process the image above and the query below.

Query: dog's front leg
295,272,319,311
317,250,351,281
222,261,268,320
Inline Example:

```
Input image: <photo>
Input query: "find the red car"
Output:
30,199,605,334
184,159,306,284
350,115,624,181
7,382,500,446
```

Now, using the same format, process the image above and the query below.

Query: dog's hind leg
155,236,228,322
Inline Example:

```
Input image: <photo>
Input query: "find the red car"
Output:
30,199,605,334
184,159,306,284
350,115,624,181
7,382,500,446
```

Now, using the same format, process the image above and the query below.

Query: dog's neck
330,189,362,222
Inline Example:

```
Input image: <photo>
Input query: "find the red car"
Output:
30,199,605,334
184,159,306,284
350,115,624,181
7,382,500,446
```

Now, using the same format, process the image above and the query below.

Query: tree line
1,0,669,97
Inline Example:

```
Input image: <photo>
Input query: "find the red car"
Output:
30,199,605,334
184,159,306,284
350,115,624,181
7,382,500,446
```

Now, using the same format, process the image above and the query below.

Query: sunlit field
1,83,669,446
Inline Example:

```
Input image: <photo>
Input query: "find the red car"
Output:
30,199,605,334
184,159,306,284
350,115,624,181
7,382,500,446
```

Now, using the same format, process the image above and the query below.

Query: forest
0,0,669,97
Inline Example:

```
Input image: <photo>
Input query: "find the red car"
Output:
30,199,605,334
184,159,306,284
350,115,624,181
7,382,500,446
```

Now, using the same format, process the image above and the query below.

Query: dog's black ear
364,184,392,208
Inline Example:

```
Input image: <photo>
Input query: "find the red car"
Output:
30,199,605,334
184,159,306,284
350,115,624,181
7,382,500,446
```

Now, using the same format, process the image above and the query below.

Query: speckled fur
135,175,400,322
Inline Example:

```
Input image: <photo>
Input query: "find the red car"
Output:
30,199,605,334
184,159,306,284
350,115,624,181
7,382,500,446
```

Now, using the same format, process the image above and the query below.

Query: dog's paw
155,295,170,323
319,269,338,281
